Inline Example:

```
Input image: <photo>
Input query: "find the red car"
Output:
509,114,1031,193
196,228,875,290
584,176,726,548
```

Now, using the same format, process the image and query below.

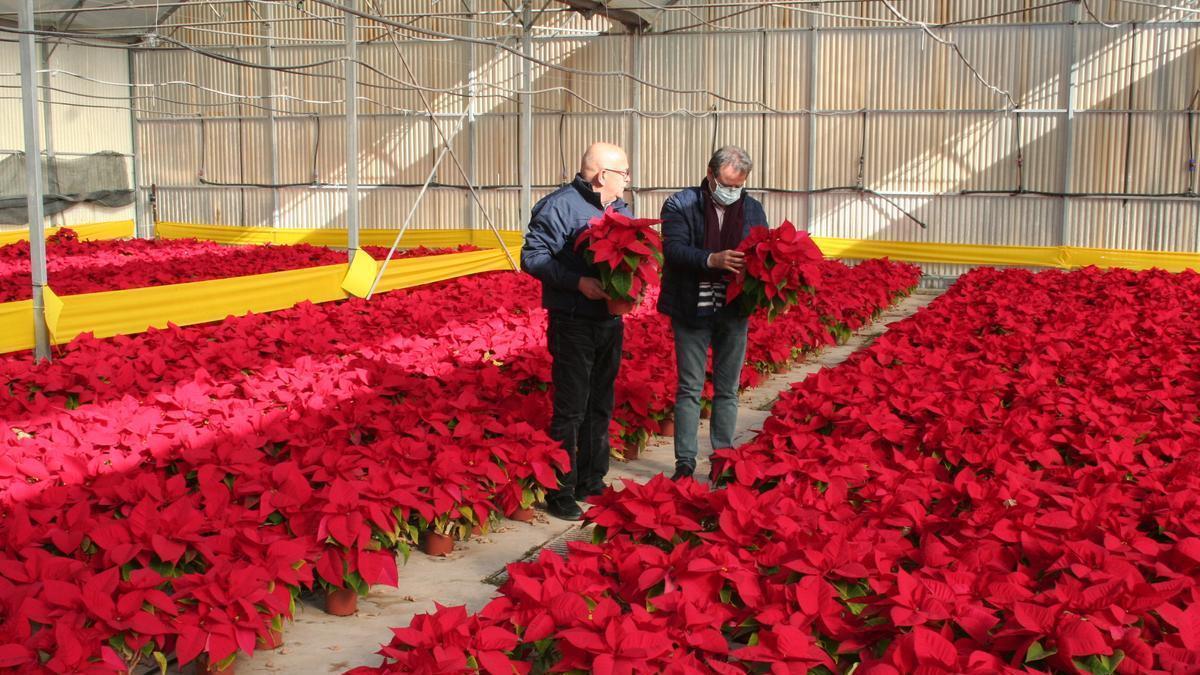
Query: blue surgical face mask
709,176,743,206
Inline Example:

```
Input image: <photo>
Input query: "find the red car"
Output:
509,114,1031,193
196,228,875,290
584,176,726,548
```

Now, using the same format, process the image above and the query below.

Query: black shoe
546,500,583,521
670,465,694,481
574,483,607,501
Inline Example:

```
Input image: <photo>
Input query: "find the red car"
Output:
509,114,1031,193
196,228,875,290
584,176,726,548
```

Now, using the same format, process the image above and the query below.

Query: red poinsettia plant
727,220,824,321
574,209,663,315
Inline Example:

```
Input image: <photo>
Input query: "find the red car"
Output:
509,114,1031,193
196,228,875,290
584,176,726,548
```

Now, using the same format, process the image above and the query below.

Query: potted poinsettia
574,209,664,315
726,220,824,321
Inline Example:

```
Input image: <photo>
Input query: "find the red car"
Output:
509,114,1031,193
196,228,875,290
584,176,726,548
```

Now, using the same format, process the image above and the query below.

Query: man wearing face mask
658,145,767,481
521,142,633,520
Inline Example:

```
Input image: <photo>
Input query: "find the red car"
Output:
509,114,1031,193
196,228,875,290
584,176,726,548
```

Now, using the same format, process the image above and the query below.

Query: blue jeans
671,315,749,471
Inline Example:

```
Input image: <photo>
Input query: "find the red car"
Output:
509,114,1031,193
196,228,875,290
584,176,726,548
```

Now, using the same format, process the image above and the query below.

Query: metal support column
127,53,148,238
804,27,818,230
344,0,360,259
629,31,642,216
20,0,51,361
39,41,62,230
265,0,280,228
518,2,534,230
1059,4,1081,247
465,0,479,236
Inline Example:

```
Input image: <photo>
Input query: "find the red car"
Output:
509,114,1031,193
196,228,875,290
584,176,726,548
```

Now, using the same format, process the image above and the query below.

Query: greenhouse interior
1,0,1199,673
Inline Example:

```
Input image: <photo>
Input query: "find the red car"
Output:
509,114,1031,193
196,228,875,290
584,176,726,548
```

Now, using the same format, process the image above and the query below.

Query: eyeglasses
602,167,631,180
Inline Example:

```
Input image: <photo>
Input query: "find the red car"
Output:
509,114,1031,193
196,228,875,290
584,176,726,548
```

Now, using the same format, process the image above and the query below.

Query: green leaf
153,651,168,675
1072,651,1124,675
1025,641,1057,663
609,272,633,299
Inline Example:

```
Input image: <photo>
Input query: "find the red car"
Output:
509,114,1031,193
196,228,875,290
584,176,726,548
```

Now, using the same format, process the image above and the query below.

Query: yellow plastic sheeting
0,300,33,355
811,237,1200,272
1063,247,1200,273
0,220,134,246
155,222,524,250
0,247,516,354
341,249,379,298
43,287,64,340
373,248,513,293
811,238,1066,268
49,264,350,345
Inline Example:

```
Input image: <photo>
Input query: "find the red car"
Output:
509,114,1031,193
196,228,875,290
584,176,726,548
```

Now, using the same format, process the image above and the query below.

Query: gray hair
708,145,753,176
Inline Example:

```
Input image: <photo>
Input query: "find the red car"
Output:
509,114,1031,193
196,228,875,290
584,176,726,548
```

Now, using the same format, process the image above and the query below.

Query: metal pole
1059,5,1081,248
804,27,818,231
20,0,50,362
265,0,280,228
344,0,360,259
127,52,148,238
629,32,642,216
519,2,533,230
465,0,478,238
365,143,452,300
39,41,62,231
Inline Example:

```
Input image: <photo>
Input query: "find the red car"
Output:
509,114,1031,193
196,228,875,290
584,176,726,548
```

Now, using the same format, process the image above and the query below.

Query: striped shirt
698,204,727,316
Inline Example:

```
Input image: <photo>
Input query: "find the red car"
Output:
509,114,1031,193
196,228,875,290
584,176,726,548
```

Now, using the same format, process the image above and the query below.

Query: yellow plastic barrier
0,248,514,354
6,227,1196,355
155,222,524,250
374,248,512,292
0,300,34,355
0,220,135,246
810,237,1200,273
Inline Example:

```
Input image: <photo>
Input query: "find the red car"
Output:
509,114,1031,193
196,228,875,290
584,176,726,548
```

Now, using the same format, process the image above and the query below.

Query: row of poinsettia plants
347,265,1200,675
0,254,919,672
0,227,478,302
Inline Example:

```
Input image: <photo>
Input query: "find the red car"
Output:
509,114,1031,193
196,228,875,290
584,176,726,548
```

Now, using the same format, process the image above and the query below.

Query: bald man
520,142,633,521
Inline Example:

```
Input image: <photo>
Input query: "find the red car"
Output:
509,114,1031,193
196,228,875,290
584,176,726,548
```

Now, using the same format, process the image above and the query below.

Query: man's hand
578,277,611,300
707,250,746,274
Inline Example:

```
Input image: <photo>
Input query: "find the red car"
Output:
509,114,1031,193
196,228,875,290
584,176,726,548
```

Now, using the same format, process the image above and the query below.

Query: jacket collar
571,173,627,212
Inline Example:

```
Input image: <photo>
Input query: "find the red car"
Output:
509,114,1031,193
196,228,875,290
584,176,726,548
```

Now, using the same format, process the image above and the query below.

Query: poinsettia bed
0,228,478,303
0,257,917,673
348,266,1200,675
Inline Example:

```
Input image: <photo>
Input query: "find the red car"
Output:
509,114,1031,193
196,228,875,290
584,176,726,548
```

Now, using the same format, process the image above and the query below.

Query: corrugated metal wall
130,1,1198,274
1,42,135,232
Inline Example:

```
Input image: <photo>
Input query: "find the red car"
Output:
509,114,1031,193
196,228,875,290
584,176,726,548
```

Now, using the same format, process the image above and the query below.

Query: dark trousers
546,311,623,507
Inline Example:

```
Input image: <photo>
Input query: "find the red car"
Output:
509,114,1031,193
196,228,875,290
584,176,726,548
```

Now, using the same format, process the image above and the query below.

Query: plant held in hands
726,220,824,321
575,209,664,315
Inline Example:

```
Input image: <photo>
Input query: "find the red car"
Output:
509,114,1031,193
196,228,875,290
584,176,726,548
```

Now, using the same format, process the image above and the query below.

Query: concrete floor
238,290,941,675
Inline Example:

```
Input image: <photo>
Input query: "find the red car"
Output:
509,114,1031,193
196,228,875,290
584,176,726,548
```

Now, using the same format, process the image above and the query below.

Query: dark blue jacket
520,174,633,320
657,185,768,323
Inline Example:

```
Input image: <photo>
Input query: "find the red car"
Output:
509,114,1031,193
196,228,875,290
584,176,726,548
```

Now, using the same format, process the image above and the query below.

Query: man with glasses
520,142,632,521
658,145,767,481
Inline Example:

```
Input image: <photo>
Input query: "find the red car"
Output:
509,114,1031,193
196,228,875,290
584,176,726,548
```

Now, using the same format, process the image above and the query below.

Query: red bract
726,221,824,321
575,209,664,302
0,231,475,302
0,249,914,672
351,264,1200,675
346,259,921,675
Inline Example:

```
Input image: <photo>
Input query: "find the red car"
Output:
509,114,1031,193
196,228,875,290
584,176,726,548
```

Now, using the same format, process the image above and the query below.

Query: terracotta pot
258,627,284,651
699,406,712,420
509,506,536,523
623,443,640,460
421,531,455,556
772,361,791,374
324,587,358,616
606,298,635,315
470,522,484,537
187,657,235,675
659,419,675,437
